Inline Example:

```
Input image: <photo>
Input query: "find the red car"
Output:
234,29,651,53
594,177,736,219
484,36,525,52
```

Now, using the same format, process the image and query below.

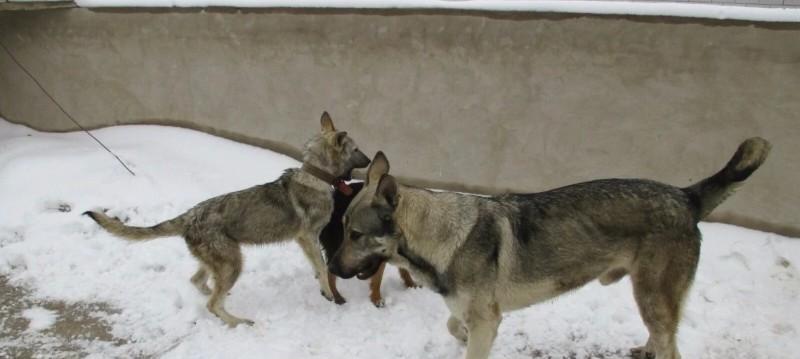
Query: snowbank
73,0,800,23
0,118,798,358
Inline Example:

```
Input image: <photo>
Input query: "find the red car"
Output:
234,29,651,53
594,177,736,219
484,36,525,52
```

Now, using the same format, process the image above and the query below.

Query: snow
73,0,800,23
21,307,58,332
0,118,798,358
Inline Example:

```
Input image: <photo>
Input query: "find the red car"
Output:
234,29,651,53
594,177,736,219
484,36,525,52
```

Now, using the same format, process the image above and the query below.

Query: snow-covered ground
0,118,798,358
74,0,800,23
21,307,58,332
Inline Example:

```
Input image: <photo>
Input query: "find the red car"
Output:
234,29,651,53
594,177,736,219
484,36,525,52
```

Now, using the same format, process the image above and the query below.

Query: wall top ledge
4,1,800,22
68,1,800,23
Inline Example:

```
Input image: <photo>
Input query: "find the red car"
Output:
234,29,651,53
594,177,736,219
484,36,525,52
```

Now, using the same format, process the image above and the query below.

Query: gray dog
85,112,370,327
329,138,770,359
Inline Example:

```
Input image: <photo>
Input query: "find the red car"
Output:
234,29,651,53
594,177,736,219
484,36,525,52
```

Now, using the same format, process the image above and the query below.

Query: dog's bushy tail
83,211,186,241
684,137,771,219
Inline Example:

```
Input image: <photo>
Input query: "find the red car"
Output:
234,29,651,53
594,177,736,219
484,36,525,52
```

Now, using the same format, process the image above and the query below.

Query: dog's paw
226,318,255,328
322,290,347,305
630,347,655,359
320,290,336,303
447,316,468,343
192,281,212,295
371,297,385,308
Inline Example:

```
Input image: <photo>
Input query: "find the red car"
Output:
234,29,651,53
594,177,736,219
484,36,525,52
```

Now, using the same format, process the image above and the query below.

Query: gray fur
85,112,370,327
330,138,770,359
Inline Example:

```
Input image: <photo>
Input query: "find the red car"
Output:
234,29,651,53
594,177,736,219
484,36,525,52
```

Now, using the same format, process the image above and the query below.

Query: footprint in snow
42,200,72,213
721,251,750,271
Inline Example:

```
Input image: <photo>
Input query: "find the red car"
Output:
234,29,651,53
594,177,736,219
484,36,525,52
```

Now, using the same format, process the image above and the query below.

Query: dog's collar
300,164,353,196
397,241,449,295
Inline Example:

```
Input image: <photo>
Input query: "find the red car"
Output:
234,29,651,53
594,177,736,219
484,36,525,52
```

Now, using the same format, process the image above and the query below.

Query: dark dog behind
320,181,417,306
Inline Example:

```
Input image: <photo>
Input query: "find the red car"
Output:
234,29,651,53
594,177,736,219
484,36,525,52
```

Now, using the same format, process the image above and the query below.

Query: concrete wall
1,8,798,236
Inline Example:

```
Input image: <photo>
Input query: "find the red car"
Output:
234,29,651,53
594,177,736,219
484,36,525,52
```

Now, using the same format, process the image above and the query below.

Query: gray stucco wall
1,8,798,236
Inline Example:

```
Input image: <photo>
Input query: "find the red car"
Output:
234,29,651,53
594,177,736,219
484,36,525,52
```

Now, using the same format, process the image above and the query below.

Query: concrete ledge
1,8,798,237
0,1,73,10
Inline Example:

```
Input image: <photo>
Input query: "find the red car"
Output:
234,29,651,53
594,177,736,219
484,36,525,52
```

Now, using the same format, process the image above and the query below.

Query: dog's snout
328,260,356,279
354,150,371,168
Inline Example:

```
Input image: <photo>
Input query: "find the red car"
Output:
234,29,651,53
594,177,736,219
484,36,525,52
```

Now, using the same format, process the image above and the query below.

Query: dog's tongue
335,180,353,196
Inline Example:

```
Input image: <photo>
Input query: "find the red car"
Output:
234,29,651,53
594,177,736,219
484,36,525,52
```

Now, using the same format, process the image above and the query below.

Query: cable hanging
0,40,136,176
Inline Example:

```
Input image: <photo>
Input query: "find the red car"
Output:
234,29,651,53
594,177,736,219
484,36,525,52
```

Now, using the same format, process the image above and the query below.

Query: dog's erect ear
320,111,336,132
375,174,398,208
335,131,348,146
367,151,390,185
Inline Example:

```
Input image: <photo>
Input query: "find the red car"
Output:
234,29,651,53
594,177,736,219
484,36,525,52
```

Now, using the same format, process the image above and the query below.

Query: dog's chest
289,188,334,230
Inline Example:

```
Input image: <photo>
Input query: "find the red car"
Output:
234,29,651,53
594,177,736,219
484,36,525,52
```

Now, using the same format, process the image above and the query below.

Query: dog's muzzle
329,255,385,280
355,256,385,280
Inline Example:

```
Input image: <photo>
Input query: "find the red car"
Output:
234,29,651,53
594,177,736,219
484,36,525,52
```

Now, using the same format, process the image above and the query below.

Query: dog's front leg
327,272,346,304
297,235,336,302
368,262,387,307
463,302,502,359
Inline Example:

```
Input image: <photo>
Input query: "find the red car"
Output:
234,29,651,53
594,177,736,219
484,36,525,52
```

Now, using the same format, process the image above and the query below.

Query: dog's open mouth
336,168,355,182
355,256,385,280
339,171,353,182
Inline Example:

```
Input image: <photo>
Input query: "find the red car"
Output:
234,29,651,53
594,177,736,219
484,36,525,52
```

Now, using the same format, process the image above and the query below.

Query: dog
84,112,370,327
319,181,418,307
329,138,770,359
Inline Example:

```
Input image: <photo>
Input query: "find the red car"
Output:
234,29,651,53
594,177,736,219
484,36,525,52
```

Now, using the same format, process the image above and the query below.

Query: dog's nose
328,261,355,279
356,151,371,168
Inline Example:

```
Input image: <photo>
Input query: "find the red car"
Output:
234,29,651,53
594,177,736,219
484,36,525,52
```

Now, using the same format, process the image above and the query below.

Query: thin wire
0,40,136,176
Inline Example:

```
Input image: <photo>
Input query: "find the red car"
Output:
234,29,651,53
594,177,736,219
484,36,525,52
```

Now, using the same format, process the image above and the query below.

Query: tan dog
86,112,370,327
330,138,770,359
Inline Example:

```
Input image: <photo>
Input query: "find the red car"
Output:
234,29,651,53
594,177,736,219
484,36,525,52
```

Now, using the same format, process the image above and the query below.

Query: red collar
300,164,354,196
334,179,354,196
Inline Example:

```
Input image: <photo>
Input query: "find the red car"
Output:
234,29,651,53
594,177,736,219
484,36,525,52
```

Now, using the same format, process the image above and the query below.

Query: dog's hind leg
208,262,253,328
190,265,212,295
447,315,468,342
297,235,335,302
463,301,502,359
630,234,699,359
190,234,253,328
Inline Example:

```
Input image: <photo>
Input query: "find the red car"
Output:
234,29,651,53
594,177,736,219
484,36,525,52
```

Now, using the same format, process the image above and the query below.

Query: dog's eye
350,230,363,241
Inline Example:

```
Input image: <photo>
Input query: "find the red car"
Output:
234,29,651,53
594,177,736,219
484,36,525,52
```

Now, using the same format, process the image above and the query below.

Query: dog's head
302,112,371,180
328,151,401,279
